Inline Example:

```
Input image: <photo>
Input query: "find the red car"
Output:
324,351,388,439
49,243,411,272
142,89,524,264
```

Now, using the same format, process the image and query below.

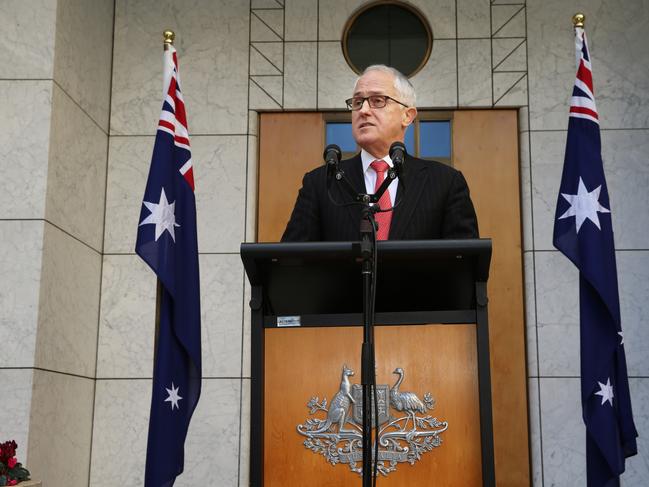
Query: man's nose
359,99,372,114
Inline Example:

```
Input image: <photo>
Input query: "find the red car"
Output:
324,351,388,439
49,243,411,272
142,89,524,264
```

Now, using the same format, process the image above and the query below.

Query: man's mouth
359,122,374,128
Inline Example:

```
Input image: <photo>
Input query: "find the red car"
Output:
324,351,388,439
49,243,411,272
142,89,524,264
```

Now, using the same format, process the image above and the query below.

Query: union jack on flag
569,28,598,125
553,25,637,487
136,43,202,487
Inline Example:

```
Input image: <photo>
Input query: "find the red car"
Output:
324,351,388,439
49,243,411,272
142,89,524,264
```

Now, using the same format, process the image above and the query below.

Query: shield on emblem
351,384,390,426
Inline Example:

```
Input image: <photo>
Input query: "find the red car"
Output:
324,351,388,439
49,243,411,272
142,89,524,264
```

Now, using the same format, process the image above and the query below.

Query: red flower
0,440,17,461
7,456,17,468
8,480,18,486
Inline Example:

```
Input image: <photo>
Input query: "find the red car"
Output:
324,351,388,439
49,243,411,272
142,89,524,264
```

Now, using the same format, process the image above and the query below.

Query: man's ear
402,106,417,127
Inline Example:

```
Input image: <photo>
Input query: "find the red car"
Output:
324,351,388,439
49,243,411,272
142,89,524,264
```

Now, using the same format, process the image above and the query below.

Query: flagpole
153,29,175,372
163,29,175,51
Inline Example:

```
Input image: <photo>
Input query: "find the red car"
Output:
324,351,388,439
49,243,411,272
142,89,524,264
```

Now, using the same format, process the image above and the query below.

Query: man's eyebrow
352,90,386,97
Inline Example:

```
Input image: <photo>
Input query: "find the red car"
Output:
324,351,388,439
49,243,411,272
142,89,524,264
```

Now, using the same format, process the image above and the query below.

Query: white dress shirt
360,149,398,207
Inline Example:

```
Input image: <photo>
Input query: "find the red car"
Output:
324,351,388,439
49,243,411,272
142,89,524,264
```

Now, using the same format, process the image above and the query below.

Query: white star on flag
618,331,624,345
595,378,614,406
139,187,180,241
558,177,610,233
164,382,183,410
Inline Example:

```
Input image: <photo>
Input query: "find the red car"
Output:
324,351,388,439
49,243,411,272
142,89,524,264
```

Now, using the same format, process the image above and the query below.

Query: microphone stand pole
359,202,375,487
327,163,397,487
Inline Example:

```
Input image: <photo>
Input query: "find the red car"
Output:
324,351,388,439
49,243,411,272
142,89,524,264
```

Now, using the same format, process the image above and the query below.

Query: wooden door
256,111,529,486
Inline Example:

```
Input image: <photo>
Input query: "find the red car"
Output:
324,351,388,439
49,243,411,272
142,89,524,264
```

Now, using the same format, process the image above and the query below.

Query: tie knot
370,160,389,174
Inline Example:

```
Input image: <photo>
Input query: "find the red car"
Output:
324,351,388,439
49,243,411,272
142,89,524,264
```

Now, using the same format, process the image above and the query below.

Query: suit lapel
389,156,427,240
334,154,364,233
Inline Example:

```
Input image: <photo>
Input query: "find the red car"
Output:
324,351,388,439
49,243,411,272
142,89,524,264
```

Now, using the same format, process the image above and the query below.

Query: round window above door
342,1,432,77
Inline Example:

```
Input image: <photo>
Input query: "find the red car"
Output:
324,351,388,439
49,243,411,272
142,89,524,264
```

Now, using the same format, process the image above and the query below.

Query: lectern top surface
240,239,491,316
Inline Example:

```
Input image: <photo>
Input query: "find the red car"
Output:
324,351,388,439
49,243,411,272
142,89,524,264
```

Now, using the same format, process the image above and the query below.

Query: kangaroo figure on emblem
309,364,356,434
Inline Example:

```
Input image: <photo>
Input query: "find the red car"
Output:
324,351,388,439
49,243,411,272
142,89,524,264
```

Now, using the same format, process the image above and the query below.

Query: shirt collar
361,148,393,174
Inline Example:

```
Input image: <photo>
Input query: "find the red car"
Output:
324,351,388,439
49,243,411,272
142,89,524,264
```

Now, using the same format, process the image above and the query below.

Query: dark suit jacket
281,153,479,241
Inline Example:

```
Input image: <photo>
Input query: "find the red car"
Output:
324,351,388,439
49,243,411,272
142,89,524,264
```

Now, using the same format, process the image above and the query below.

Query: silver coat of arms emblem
296,365,448,476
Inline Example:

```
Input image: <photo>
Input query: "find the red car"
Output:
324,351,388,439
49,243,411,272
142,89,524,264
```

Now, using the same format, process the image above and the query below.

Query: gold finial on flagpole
572,13,585,28
163,30,175,46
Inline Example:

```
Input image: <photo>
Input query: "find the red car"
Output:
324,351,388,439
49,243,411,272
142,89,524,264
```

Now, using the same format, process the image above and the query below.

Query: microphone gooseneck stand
323,142,406,487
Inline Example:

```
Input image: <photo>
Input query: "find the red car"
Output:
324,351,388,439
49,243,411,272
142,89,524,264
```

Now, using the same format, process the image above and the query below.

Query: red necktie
370,160,393,240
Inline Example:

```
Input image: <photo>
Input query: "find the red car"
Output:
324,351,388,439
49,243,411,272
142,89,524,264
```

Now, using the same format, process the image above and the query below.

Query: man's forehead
353,72,396,96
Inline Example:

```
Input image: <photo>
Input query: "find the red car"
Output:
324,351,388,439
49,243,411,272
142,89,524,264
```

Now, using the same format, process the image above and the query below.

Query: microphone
389,141,406,175
323,144,342,169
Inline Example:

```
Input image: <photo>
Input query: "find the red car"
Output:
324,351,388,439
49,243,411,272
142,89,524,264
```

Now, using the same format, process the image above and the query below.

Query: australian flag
553,25,637,487
136,43,201,487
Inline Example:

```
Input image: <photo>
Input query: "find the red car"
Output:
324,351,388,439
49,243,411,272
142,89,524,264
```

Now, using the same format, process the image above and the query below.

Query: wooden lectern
241,239,494,486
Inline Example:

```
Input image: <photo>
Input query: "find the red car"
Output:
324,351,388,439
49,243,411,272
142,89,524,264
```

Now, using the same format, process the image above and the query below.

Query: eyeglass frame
345,94,410,111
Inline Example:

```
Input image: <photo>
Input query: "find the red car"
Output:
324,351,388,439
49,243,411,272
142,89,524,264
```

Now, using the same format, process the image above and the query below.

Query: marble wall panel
530,130,565,251
238,378,251,486
520,130,533,251
111,0,250,136
53,0,114,131
97,254,244,379
284,42,318,108
248,110,259,136
103,136,151,254
0,369,33,460
518,106,529,133
493,39,527,73
241,281,252,378
601,129,649,250
249,78,283,110
493,72,527,107
491,3,525,39
175,379,242,486
392,0,456,39
528,0,649,131
245,136,258,243
0,0,56,79
317,41,358,109
0,221,44,367
96,255,156,379
617,251,649,377
410,40,457,108
89,379,151,485
458,39,491,107
623,379,649,485
193,136,248,252
317,0,375,41
457,0,490,38
251,13,283,43
200,254,245,378
27,370,94,487
34,223,102,377
90,378,241,486
0,81,52,219
104,135,246,254
539,377,586,485
535,251,579,377
527,378,543,487
46,85,108,252
252,0,283,8
524,252,538,377
285,0,318,40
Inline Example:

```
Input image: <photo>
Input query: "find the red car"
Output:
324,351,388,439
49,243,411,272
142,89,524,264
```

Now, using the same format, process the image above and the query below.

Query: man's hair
355,64,417,107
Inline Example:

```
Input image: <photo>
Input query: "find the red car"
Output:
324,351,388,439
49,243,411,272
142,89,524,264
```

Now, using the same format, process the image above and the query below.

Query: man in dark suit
282,65,478,242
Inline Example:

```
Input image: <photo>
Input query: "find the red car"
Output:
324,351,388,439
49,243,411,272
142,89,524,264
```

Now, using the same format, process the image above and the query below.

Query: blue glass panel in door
420,120,451,158
325,123,357,153
404,124,415,155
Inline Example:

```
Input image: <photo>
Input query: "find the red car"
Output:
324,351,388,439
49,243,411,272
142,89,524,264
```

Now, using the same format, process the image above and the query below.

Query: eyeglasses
345,95,409,111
